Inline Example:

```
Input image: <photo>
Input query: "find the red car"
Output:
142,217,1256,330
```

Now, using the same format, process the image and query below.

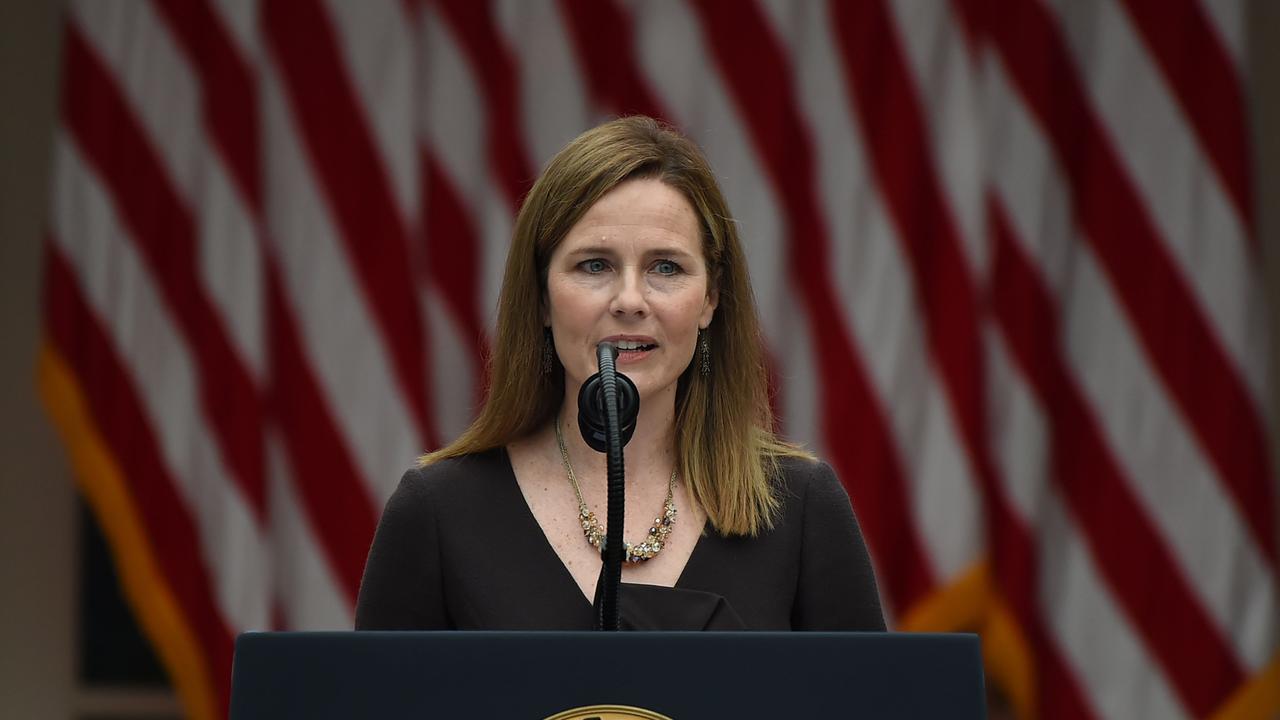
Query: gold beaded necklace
555,421,677,564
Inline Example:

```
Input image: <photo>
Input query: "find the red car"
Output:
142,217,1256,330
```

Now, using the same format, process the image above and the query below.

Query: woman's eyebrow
565,245,616,257
644,246,696,259
562,245,697,261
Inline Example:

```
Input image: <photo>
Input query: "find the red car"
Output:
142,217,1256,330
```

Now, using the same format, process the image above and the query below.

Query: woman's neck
554,382,678,492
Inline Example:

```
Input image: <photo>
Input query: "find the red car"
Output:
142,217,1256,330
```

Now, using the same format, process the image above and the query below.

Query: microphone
576,341,640,631
576,342,639,452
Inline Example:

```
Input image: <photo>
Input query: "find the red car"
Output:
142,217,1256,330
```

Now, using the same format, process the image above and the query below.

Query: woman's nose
609,270,648,317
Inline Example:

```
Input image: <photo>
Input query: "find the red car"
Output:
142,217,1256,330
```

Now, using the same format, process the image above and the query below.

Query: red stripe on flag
1117,0,1254,236
422,153,488,374
989,198,1245,716
43,244,235,715
960,0,1277,570
61,22,267,519
155,0,384,603
688,0,934,615
434,0,536,210
262,0,439,451
150,0,262,213
265,267,379,602
558,0,666,119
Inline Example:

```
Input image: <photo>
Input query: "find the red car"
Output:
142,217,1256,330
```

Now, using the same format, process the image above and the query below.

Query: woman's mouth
611,339,657,363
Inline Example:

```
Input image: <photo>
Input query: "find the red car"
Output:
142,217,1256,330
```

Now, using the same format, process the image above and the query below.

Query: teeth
615,340,650,351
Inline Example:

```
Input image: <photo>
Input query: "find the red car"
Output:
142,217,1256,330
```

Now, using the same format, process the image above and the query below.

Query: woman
355,116,884,631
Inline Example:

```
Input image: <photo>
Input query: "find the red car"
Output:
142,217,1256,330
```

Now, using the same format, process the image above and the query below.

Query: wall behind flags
3,1,1280,718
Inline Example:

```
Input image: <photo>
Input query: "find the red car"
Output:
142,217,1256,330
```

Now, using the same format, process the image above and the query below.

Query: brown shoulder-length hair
423,116,811,536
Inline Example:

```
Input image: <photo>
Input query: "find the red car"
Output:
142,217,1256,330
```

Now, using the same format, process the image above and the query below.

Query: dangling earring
542,328,554,375
699,328,711,376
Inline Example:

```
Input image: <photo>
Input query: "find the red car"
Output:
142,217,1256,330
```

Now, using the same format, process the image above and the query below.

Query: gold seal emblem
543,704,674,720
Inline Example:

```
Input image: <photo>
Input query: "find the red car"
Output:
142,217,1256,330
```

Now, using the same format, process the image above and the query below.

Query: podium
230,631,985,718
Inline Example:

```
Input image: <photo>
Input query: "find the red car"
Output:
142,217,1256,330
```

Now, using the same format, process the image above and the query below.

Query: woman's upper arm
792,461,887,631
354,467,448,629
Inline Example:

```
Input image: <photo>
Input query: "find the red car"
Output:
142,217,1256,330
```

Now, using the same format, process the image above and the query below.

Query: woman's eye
653,260,681,275
581,259,609,273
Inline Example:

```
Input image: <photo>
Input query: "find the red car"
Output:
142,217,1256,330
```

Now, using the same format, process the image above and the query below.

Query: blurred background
2,0,1278,718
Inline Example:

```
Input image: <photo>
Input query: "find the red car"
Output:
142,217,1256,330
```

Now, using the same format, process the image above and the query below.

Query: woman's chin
563,361,673,407
633,376,681,405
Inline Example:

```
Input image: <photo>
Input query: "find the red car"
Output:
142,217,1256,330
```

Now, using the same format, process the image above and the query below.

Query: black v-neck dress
354,448,885,632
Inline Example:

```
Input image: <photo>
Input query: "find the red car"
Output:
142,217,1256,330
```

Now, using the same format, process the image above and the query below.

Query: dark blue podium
230,631,985,718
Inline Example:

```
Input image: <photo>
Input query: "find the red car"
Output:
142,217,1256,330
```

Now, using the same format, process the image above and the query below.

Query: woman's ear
700,285,719,329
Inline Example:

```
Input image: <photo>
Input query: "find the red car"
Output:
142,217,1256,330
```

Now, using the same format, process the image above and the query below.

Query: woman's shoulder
765,454,857,533
392,447,510,506
772,454,848,503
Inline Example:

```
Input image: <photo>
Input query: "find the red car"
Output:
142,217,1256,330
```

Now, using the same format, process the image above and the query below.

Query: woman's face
545,178,717,407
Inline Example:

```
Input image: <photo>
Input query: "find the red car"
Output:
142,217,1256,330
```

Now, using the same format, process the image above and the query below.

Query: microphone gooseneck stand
576,342,638,631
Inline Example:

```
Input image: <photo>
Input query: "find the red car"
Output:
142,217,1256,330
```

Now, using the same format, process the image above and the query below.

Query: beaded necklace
554,421,677,563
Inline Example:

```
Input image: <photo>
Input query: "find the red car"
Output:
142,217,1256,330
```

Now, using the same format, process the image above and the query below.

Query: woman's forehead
561,179,700,248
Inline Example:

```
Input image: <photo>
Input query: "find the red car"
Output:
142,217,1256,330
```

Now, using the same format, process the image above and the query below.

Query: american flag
40,0,1278,718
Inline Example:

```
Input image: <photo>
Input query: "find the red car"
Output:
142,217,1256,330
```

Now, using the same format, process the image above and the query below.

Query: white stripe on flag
419,3,514,323
1040,488,1190,720
266,434,355,630
495,0,593,167
424,285,478,444
320,0,420,226
886,0,989,277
